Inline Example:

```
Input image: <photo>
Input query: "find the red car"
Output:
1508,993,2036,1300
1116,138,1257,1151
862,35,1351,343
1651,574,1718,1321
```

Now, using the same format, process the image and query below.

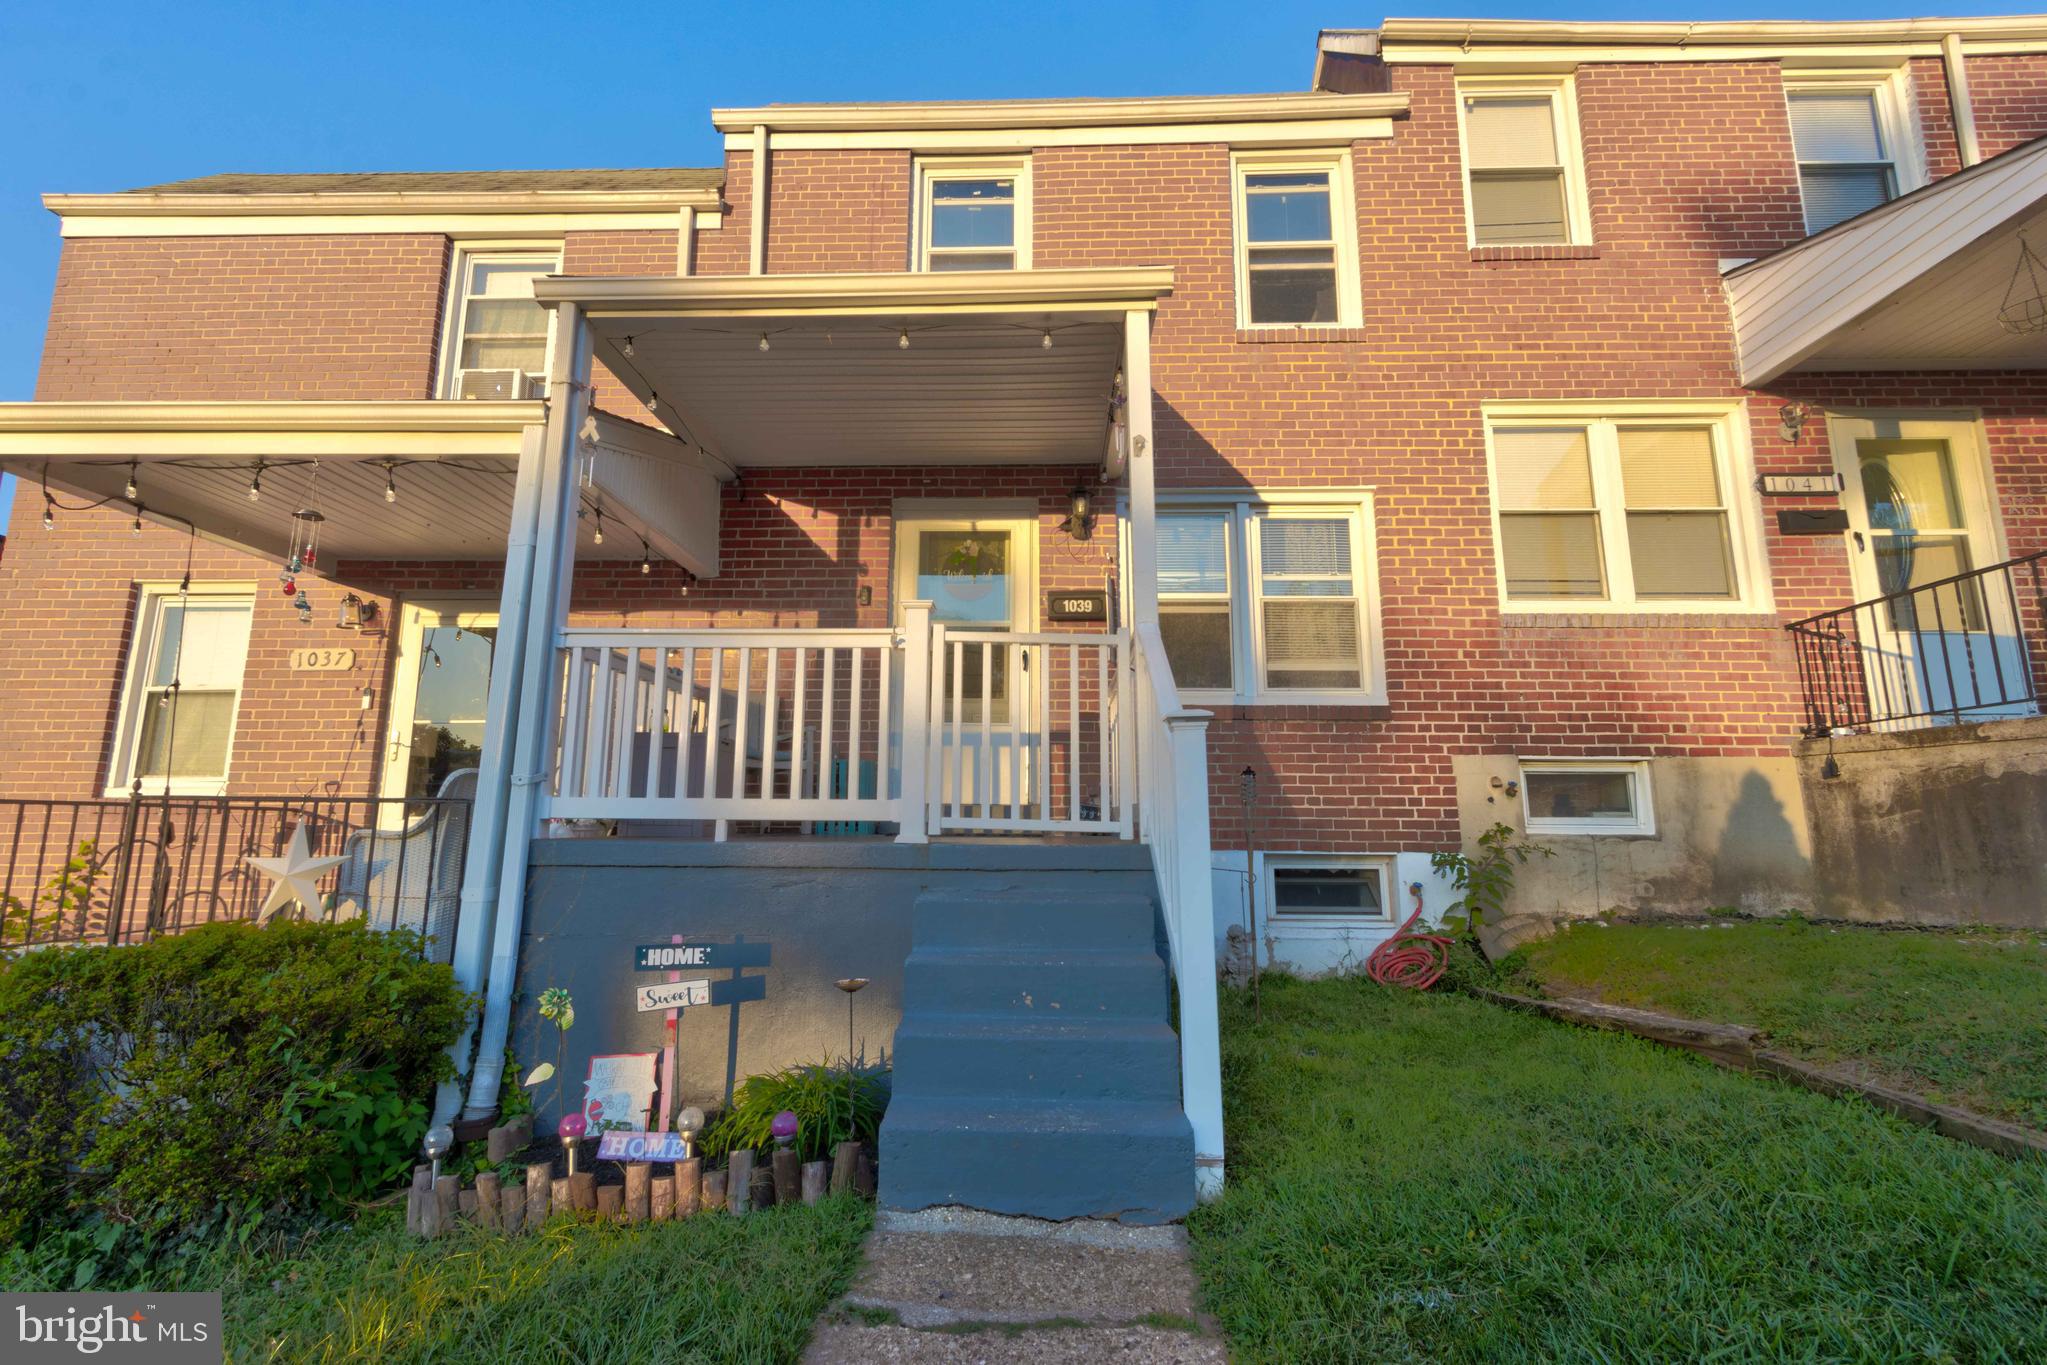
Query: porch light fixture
337,593,377,631
1042,329,1054,349
124,463,139,500
897,327,910,350
1060,483,1096,542
1779,402,1813,444
593,509,606,545
640,537,654,575
758,332,771,352
41,495,54,532
383,462,399,503
247,462,264,502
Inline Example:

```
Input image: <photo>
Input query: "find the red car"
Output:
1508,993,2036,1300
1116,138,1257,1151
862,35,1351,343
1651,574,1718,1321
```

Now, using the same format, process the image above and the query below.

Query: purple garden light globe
771,1110,800,1146
558,1112,588,1141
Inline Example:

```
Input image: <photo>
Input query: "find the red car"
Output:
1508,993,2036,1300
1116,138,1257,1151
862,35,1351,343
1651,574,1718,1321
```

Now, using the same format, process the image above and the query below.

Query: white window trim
1152,489,1386,706
437,244,564,401
913,156,1033,272
1229,148,1363,330
1782,66,1928,234
1256,851,1398,930
1480,399,1773,615
1520,759,1657,837
105,583,256,798
1455,72,1595,248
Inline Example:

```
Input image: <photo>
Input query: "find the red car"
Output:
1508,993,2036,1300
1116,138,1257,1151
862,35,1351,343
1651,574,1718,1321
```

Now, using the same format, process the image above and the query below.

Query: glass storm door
1832,416,2031,724
382,601,499,806
893,512,1039,820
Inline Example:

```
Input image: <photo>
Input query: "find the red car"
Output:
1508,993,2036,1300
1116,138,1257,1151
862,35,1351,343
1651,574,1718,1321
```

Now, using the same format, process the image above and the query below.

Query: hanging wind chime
1998,233,2047,336
280,462,327,625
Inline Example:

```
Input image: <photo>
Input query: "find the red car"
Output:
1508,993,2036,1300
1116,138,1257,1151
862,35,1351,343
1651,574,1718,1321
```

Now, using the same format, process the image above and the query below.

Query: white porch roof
533,268,1172,469
1726,136,2047,386
0,401,713,570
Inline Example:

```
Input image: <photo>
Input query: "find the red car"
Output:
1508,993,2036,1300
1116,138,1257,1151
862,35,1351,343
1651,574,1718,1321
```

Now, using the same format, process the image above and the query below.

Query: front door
892,506,1039,820
381,599,499,805
1829,414,2031,724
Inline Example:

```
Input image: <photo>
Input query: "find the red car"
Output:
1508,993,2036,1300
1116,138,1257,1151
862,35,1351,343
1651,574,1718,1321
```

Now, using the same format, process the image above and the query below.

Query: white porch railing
1131,620,1226,1200
545,614,1131,837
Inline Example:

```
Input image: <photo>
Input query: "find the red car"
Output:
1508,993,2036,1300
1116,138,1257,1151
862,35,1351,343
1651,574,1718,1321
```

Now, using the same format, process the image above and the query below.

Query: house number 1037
289,648,356,671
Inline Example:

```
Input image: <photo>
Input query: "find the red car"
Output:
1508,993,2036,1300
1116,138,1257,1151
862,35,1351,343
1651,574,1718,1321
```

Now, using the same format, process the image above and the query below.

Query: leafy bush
0,919,472,1245
702,1060,890,1165
1430,821,1552,939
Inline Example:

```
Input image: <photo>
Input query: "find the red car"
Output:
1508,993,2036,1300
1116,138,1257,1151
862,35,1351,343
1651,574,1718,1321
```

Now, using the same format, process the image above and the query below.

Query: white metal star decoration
246,821,348,924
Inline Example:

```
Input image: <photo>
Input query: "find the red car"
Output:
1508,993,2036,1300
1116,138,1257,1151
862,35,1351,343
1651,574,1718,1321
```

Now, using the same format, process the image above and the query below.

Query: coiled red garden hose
1365,882,1452,990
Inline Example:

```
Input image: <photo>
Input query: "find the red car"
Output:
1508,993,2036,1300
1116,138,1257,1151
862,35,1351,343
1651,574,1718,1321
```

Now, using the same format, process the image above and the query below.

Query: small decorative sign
595,1130,695,1162
582,1053,659,1134
1757,473,1843,496
1046,590,1108,622
710,975,768,1007
289,647,356,671
634,941,773,971
635,979,711,1013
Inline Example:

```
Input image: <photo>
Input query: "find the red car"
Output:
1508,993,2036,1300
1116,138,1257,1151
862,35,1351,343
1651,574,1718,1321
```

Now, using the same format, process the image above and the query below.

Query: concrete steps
881,886,1195,1223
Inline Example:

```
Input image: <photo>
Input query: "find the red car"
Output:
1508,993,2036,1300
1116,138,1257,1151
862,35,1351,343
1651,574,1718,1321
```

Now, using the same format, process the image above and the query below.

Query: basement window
1265,855,1392,925
1520,760,1655,836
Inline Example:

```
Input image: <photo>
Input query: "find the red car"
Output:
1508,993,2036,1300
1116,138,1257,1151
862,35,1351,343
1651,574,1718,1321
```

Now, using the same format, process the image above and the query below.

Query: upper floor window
1483,402,1768,613
107,586,254,796
1156,495,1382,703
1784,76,1919,234
915,158,1031,271
441,249,560,400
1456,75,1592,247
1231,150,1362,328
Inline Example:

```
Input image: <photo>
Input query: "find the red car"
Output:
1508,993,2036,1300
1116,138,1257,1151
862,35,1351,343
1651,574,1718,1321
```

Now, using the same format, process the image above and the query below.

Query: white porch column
1124,306,1227,1199
431,420,549,1126
462,301,593,1120
1124,310,1160,630
895,599,934,843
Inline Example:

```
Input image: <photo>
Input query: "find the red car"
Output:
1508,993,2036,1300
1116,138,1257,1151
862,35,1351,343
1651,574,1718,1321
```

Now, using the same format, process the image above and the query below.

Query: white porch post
896,599,933,843
461,300,593,1121
431,420,548,1126
1124,307,1227,1199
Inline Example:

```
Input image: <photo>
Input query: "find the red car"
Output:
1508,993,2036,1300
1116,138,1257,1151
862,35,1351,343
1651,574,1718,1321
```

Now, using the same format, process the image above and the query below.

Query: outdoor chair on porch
332,767,475,962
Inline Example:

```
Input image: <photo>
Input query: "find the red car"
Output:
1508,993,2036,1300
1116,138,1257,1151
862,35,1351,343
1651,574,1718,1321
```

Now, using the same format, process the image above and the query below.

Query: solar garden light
836,977,869,1143
558,1111,588,1175
678,1106,706,1161
422,1123,454,1184
771,1110,799,1151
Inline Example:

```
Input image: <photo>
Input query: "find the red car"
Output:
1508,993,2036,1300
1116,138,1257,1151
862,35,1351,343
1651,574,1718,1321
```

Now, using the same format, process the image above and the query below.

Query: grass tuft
1189,974,2047,1363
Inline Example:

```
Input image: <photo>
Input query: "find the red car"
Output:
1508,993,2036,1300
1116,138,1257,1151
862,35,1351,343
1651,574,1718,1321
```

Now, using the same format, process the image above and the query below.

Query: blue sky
0,0,2029,523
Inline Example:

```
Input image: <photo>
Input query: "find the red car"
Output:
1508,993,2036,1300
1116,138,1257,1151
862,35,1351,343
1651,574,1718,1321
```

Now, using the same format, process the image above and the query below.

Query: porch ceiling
539,268,1170,468
1727,136,2047,385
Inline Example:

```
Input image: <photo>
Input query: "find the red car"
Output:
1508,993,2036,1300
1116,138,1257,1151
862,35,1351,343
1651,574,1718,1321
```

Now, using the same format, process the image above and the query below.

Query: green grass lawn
9,1198,870,1364
1188,975,2047,1363
1516,918,2047,1129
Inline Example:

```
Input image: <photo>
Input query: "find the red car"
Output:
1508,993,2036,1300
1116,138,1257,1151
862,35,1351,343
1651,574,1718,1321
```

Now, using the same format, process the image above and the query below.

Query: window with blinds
1158,514,1234,691
442,251,560,400
1787,88,1898,234
1257,518,1363,691
1232,150,1360,328
1489,412,1750,608
1458,78,1586,246
917,159,1030,270
110,589,254,793
1154,500,1379,701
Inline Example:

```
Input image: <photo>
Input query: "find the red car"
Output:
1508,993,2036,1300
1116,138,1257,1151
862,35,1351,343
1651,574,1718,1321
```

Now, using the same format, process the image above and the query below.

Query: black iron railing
1786,550,2047,736
0,792,471,961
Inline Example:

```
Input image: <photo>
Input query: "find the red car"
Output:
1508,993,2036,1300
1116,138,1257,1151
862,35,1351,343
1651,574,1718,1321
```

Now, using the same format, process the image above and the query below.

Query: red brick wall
37,235,449,401
765,150,911,274
563,229,678,424
1966,53,2047,158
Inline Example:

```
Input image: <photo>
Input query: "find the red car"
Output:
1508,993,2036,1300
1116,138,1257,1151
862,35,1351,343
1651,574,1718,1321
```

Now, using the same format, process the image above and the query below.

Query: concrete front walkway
804,1208,1224,1363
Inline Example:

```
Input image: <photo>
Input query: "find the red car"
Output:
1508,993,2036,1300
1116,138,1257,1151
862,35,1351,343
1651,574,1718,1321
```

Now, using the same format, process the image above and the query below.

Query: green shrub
0,919,472,1245
702,1060,890,1165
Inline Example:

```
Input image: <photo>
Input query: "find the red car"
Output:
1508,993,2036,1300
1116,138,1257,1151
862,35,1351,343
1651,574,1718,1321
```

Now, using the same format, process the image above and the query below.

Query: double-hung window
1155,497,1380,703
107,586,254,795
1231,150,1361,328
1457,75,1591,246
1486,403,1765,611
440,249,561,400
916,158,1030,271
1784,77,1918,234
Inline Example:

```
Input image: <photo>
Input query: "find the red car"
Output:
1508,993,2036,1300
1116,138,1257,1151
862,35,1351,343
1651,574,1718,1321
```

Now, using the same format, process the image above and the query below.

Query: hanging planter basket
1997,235,2047,336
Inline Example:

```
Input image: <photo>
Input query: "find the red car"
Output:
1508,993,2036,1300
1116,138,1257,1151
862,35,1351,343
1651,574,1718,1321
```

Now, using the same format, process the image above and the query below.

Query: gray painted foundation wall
1795,715,2047,927
515,838,1158,1130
